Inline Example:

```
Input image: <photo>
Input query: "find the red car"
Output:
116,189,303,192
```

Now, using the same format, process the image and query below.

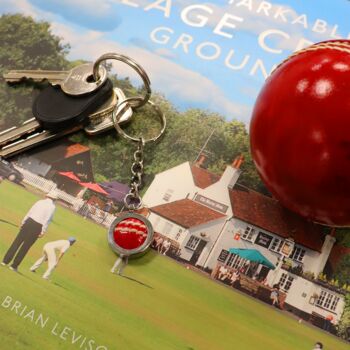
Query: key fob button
32,79,113,130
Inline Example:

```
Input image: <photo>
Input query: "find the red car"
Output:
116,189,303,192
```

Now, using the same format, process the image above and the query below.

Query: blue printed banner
2,0,350,124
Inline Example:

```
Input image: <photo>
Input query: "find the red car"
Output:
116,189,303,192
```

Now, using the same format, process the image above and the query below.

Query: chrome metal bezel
108,212,154,257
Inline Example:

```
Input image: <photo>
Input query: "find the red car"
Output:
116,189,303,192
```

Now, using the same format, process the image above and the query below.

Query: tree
0,14,70,128
71,89,265,192
0,14,266,192
334,254,350,286
338,293,350,340
336,228,350,248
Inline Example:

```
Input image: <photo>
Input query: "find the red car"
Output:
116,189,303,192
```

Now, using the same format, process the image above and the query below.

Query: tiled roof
150,199,226,228
119,207,150,217
229,185,325,252
25,140,90,162
190,165,220,189
65,144,90,158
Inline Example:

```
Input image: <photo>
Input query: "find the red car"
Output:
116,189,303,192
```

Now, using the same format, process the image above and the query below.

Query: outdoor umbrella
58,171,81,182
228,248,276,270
79,182,108,195
99,181,130,202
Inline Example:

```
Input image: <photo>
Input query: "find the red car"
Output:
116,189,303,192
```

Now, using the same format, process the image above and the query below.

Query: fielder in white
30,237,77,279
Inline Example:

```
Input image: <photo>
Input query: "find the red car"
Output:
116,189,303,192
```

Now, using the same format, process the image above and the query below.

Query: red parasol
58,171,81,182
79,182,108,195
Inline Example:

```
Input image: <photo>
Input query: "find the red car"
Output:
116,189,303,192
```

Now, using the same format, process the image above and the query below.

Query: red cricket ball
250,40,350,226
113,217,148,250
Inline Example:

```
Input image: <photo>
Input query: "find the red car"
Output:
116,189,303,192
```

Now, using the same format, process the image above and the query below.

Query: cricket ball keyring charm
107,85,166,274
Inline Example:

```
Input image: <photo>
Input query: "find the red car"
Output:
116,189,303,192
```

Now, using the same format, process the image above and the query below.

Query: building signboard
281,238,295,257
194,194,228,214
255,232,273,249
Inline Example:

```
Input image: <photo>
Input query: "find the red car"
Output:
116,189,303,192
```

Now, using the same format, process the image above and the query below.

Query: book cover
0,1,349,349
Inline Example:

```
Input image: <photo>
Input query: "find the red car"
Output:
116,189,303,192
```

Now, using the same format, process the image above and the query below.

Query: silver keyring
93,53,151,108
112,97,166,144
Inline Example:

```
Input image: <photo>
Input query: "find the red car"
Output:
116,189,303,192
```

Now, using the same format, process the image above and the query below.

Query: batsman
30,237,77,279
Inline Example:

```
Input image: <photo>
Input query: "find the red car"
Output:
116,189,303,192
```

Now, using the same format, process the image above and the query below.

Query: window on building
316,290,340,312
270,237,283,253
279,273,294,292
290,246,306,262
242,226,256,242
162,189,174,202
227,253,236,267
316,290,326,307
185,236,200,250
163,221,173,234
331,296,340,312
175,229,183,241
218,249,229,263
226,253,245,269
152,216,161,230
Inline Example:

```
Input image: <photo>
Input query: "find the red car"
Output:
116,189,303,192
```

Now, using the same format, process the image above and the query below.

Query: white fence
16,166,57,194
14,165,116,228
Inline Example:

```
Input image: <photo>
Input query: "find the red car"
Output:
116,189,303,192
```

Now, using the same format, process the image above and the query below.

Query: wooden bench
310,312,327,328
239,275,259,295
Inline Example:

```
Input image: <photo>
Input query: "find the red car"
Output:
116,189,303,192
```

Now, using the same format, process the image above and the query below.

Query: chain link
124,138,145,210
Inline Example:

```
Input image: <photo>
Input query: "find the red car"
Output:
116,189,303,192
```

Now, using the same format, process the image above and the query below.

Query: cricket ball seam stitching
272,41,350,75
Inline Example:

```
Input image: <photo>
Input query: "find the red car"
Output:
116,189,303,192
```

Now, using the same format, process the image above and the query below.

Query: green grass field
0,181,348,350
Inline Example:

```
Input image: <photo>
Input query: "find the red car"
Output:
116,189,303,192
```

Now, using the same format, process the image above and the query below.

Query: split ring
93,53,151,108
112,97,166,144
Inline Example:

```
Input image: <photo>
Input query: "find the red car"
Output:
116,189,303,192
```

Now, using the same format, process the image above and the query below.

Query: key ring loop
112,97,166,144
124,193,143,210
93,53,151,109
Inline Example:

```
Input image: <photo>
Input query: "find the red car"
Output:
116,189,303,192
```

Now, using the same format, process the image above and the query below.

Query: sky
1,0,350,124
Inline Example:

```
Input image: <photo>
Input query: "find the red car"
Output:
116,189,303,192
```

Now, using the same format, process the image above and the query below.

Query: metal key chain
108,97,166,275
93,53,152,109
1,52,148,158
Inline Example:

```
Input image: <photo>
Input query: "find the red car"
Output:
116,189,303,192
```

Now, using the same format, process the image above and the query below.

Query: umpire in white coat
30,237,76,279
1,191,57,271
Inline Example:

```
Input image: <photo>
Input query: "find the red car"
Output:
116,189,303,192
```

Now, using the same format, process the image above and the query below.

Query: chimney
232,155,244,169
195,154,207,168
220,155,243,189
312,231,336,276
330,227,336,237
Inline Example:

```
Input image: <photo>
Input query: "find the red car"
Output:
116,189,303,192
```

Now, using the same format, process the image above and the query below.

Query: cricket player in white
2,191,57,271
30,237,76,279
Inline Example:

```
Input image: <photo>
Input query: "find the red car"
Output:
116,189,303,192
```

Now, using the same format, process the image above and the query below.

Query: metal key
85,88,132,135
0,87,132,146
0,87,132,158
0,77,113,147
3,62,107,96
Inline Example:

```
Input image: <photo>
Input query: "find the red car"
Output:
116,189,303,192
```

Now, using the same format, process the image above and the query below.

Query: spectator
270,284,280,307
218,265,229,281
155,236,164,252
103,200,113,213
230,269,240,287
161,239,171,255
324,314,334,332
